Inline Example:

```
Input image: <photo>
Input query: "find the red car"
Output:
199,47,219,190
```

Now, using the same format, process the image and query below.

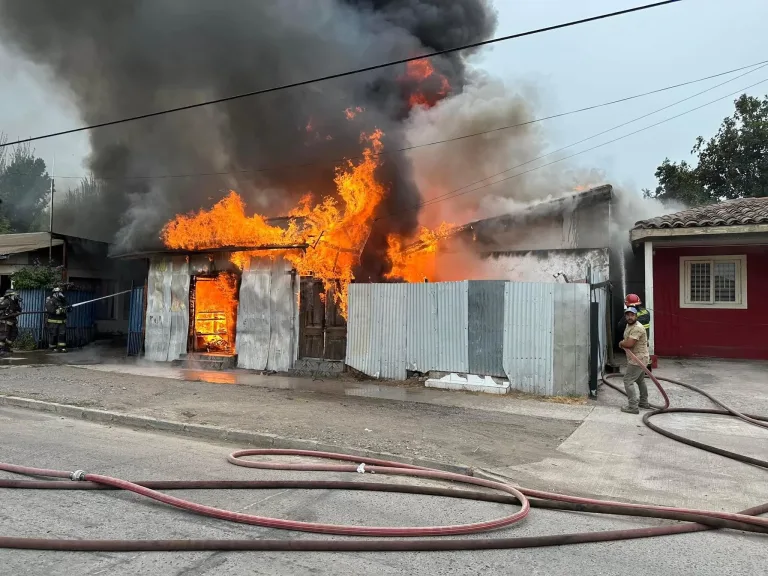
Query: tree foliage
10,261,64,289
644,94,768,205
0,137,53,233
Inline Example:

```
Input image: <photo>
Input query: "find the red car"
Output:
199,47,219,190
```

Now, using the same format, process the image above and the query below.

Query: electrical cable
0,1,682,149
16,58,764,183
378,68,768,220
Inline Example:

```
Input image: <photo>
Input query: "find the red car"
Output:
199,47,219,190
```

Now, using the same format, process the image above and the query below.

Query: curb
0,394,474,476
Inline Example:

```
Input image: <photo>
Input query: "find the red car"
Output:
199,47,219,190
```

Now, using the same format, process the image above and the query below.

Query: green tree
0,142,53,232
645,94,768,205
10,261,63,289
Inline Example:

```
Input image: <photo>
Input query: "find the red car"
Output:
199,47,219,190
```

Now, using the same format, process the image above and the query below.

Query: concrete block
425,373,510,394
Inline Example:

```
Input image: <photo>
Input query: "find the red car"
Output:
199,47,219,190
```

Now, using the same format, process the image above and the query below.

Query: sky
0,0,766,199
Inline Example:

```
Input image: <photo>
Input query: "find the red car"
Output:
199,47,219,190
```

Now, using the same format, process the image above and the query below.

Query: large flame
384,222,456,283
163,130,386,318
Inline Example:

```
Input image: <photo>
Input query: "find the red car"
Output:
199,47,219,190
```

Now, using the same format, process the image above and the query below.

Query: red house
630,198,768,361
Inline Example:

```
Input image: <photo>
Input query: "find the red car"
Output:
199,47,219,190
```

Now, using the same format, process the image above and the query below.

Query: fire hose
0,354,766,552
602,349,768,469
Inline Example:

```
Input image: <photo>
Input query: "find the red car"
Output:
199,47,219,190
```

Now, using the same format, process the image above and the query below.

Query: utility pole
48,155,55,263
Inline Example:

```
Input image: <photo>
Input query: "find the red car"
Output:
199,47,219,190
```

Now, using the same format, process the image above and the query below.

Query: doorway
188,272,240,354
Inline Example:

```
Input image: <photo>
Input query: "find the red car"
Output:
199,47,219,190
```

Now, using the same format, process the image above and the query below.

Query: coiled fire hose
1,354,766,552
602,349,768,469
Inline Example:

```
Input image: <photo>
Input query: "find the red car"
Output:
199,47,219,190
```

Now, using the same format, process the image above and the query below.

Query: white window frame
679,255,747,309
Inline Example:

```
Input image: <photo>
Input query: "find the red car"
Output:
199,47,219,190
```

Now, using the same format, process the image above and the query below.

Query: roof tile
633,197,768,229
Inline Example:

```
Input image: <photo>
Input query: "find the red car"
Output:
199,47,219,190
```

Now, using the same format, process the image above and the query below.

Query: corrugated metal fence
16,289,46,345
16,289,96,348
346,280,595,396
127,286,145,356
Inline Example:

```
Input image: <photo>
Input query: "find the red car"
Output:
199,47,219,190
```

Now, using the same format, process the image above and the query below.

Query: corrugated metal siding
16,289,46,346
503,282,554,395
267,258,295,371
405,283,438,373
64,290,96,348
345,283,375,376
236,261,271,370
552,283,590,395
167,256,190,361
346,279,593,394
375,283,407,380
436,281,469,373
467,280,505,377
144,257,173,361
346,281,465,380
15,289,94,348
236,256,297,371
127,286,144,356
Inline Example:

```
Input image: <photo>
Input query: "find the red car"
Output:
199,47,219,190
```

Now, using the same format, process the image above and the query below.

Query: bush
13,330,38,351
10,261,63,290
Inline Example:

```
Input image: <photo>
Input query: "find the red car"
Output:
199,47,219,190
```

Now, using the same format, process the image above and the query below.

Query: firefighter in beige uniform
618,306,651,414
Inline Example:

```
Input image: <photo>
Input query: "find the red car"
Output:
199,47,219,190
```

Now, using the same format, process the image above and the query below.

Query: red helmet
624,293,642,306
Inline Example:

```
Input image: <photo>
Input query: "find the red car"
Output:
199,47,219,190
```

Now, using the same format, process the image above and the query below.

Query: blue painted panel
127,286,145,356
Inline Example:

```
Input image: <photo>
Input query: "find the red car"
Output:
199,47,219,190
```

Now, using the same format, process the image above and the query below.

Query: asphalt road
0,406,765,576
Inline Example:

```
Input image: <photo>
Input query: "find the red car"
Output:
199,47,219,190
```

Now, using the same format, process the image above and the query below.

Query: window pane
689,262,711,302
714,261,737,302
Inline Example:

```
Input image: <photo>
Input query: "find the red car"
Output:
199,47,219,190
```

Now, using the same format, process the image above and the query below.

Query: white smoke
402,73,686,284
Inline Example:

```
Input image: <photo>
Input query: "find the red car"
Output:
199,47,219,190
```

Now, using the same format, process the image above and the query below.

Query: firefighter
0,289,22,354
45,287,70,353
617,293,652,370
623,294,651,334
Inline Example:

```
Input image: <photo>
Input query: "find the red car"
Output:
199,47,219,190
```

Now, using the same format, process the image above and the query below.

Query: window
680,255,747,309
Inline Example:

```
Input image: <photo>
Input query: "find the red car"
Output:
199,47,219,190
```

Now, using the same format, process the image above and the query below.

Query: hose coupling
69,470,87,481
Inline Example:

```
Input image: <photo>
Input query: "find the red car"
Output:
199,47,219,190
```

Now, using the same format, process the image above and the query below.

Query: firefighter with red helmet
620,294,651,335
618,293,652,369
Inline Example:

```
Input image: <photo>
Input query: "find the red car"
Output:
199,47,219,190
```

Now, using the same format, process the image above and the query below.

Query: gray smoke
404,73,611,229
0,0,496,276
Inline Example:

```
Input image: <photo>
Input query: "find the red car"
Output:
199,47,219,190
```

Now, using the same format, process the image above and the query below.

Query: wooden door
298,278,348,360
324,285,347,361
299,278,325,359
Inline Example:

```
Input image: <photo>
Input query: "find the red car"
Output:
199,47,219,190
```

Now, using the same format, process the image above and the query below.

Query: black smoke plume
0,0,496,278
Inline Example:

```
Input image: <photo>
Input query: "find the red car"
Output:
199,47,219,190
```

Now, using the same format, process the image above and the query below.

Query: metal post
589,301,599,398
48,155,55,263
644,240,655,356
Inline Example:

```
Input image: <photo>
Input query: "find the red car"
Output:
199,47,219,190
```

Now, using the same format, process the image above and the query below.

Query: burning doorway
189,272,239,354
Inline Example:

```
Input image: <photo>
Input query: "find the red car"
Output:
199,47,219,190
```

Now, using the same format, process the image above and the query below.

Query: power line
453,77,767,200
33,58,764,182
379,66,768,220
419,77,768,212
0,0,683,149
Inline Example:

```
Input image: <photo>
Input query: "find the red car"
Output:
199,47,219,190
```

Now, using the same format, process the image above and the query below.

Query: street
1,406,765,576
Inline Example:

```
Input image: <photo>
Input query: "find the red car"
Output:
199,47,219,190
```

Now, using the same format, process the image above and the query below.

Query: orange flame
162,130,386,319
384,222,456,283
404,59,451,109
193,273,239,353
